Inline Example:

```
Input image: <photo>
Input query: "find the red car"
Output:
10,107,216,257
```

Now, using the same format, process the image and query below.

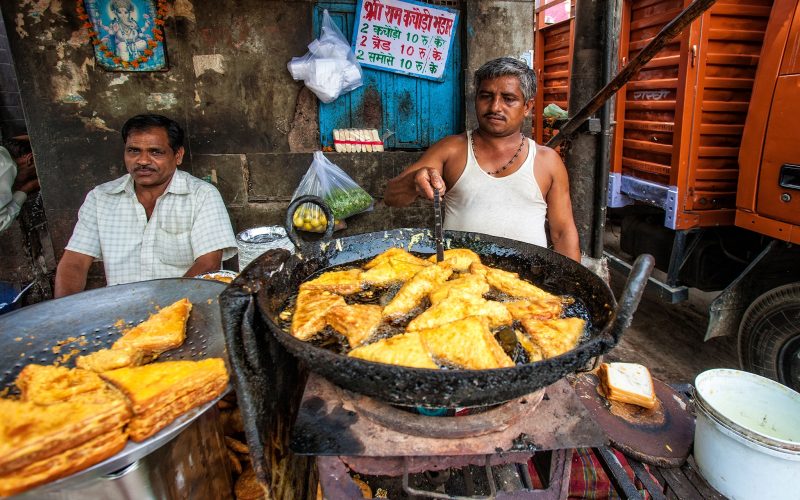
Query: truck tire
738,283,800,392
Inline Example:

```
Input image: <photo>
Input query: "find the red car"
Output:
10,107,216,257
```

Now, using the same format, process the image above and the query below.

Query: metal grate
419,0,462,6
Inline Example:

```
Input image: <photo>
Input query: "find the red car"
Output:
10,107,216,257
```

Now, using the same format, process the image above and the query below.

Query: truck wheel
738,283,800,392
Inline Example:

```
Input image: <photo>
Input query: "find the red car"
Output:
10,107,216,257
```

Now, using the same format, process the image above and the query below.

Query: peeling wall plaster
173,0,197,24
146,92,179,110
193,54,225,77
80,115,114,132
52,57,94,106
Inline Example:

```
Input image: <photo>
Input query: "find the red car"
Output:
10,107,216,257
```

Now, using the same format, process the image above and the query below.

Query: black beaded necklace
471,130,526,176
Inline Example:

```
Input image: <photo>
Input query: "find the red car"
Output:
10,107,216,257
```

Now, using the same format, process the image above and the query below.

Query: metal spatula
433,188,444,262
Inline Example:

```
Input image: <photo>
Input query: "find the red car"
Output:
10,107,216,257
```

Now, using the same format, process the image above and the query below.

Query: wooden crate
610,0,773,229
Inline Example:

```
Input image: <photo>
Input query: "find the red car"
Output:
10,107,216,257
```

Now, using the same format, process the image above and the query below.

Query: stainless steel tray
0,278,230,493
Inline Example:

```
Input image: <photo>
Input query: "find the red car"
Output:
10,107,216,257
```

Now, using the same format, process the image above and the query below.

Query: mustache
134,166,157,173
483,113,505,120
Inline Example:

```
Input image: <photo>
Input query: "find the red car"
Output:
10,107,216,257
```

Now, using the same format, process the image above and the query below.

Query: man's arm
182,250,224,277
383,137,456,206
54,250,95,298
539,148,581,262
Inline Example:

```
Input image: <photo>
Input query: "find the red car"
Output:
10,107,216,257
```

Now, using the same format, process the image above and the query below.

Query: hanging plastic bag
287,10,363,103
290,152,374,233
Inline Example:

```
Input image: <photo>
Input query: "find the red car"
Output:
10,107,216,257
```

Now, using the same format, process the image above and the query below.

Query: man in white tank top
384,58,580,262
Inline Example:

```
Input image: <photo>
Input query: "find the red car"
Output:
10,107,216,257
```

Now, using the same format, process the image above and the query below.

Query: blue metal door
314,2,463,150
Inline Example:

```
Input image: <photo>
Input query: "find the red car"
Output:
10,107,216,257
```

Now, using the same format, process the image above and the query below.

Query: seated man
55,114,236,297
384,57,580,262
0,135,39,233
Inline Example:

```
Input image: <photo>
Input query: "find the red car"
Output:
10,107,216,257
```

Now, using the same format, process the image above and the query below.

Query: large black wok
248,197,654,409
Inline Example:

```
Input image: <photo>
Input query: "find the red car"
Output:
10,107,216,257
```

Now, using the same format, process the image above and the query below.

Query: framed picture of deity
78,0,168,71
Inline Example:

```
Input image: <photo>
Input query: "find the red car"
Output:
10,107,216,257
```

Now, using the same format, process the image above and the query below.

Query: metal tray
0,278,230,492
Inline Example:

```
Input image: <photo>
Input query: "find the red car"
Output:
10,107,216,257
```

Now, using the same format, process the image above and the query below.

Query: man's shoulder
534,144,565,171
172,170,221,196
93,174,131,196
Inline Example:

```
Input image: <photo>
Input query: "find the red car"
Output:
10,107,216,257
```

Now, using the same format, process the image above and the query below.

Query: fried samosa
112,297,192,354
348,331,438,369
417,316,514,370
519,317,586,359
326,304,383,348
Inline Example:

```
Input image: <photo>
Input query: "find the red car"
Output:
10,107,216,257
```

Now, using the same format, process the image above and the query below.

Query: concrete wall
0,8,25,139
0,0,533,290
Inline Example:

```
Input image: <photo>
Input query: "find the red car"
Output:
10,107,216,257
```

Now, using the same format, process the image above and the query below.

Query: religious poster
79,0,168,71
353,0,459,81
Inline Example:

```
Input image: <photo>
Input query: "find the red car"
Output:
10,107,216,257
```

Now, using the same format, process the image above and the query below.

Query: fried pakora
382,263,453,318
418,316,514,370
348,331,438,369
326,304,383,348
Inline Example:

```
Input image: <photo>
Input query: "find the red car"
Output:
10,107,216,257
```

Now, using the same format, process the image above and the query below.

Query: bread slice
600,362,657,409
418,316,514,370
112,298,192,354
0,426,128,497
15,365,108,405
100,358,229,415
76,347,144,372
0,396,130,476
348,331,438,369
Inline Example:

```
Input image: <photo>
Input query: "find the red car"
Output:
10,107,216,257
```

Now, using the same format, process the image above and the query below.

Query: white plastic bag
290,152,374,233
287,10,363,103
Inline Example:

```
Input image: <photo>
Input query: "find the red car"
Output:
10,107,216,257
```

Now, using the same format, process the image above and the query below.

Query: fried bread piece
471,263,557,303
427,248,481,272
505,298,563,321
0,426,128,497
417,316,514,370
428,273,489,305
15,365,107,405
291,288,347,340
515,330,543,362
76,347,144,373
382,263,453,318
519,317,586,358
326,304,383,348
301,269,364,295
112,298,192,354
0,396,130,477
100,358,229,415
407,291,512,331
348,331,438,369
361,248,432,286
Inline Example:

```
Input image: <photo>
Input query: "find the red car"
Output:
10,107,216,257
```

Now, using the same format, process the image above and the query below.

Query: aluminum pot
694,369,800,500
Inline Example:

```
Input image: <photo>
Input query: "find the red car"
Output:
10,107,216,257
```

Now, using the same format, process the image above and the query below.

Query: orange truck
597,0,800,391
534,0,800,390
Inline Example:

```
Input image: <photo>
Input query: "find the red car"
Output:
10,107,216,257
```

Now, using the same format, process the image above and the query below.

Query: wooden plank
623,138,673,155
643,54,682,69
627,78,679,89
706,53,760,66
630,37,682,51
709,3,772,16
624,120,675,132
701,101,749,112
698,123,743,135
626,100,678,111
708,28,767,41
545,55,570,65
622,157,672,176
697,146,739,157
658,466,704,500
702,76,755,89
630,10,682,30
547,69,570,79
683,456,727,500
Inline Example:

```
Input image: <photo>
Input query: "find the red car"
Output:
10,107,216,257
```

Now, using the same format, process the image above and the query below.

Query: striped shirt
66,169,237,285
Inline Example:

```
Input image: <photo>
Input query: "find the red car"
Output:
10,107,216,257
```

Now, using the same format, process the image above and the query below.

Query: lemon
302,222,313,231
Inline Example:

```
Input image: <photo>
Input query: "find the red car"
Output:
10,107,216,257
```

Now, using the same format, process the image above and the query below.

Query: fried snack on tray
361,248,432,286
301,268,364,295
349,331,438,369
0,396,130,497
382,263,453,318
112,297,192,355
418,316,514,370
427,248,482,272
407,291,512,331
100,358,229,442
76,347,145,373
519,317,586,359
291,288,347,340
326,304,383,348
16,364,107,405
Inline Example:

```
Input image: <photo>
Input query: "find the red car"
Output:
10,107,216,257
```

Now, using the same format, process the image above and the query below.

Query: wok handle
285,195,335,250
607,254,655,345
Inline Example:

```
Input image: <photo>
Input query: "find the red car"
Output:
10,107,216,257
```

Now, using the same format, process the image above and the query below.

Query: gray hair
474,57,537,102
